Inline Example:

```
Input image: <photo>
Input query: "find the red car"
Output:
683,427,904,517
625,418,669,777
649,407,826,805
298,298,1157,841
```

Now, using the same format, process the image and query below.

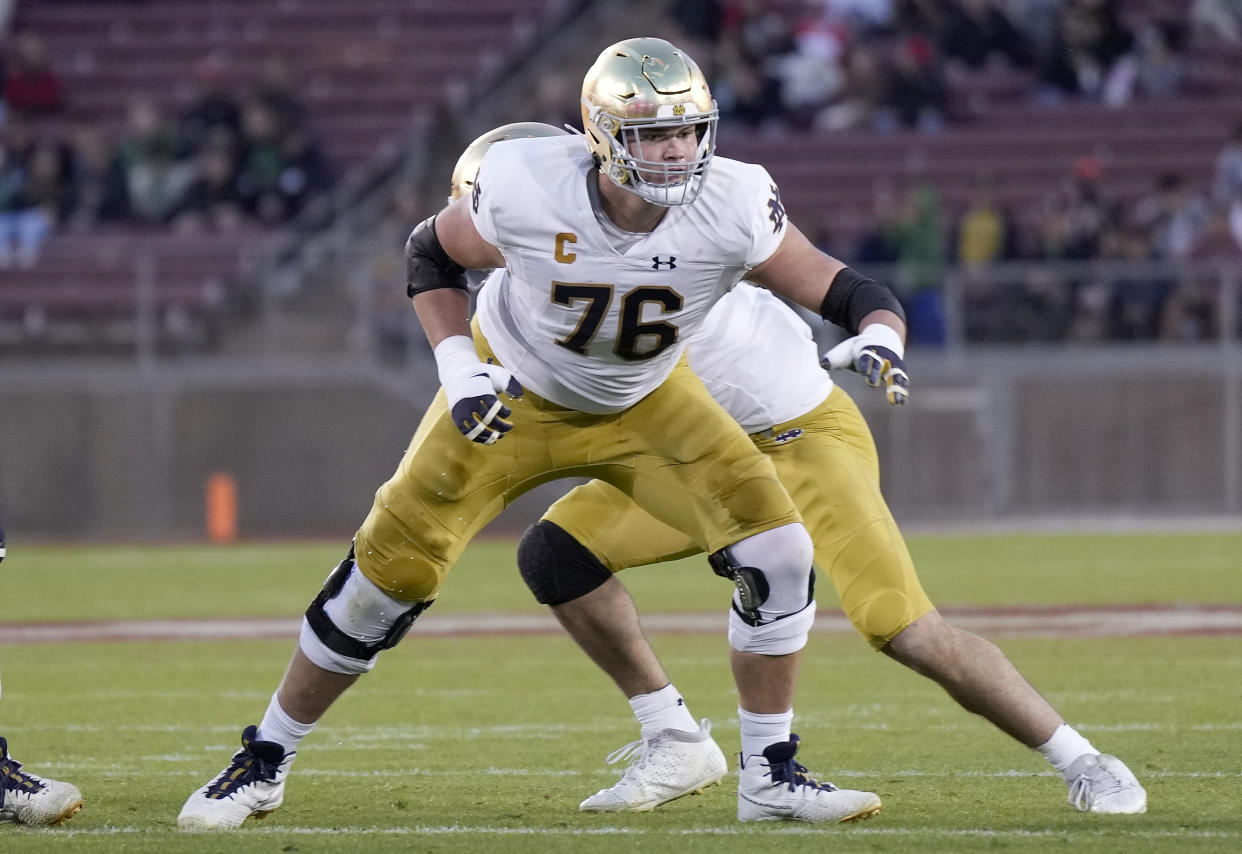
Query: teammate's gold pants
544,386,935,649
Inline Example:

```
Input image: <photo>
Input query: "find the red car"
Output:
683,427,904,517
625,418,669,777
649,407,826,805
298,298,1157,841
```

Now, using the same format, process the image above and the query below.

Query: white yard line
47,824,1242,839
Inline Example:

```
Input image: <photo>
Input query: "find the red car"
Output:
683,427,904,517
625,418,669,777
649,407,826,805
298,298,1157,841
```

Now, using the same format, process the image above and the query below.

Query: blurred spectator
815,42,890,131
1132,171,1211,260
67,124,129,230
251,54,308,137
126,135,195,225
1212,120,1242,253
21,137,77,227
712,35,785,129
1104,225,1172,340
939,0,1034,72
115,97,182,181
879,33,948,132
275,125,333,219
177,54,242,158
713,0,793,129
853,178,903,263
1129,19,1188,100
1047,155,1120,259
1037,0,1136,106
173,143,245,234
1,32,65,116
0,139,50,267
893,183,946,344
954,172,1016,264
235,98,293,224
771,2,848,129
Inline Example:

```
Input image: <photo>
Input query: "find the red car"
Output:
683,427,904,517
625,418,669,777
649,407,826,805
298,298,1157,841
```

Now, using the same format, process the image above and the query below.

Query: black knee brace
517,521,613,606
304,544,432,660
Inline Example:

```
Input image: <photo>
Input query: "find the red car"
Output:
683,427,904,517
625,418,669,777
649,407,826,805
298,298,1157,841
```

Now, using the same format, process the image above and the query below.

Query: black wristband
819,266,905,335
406,215,468,298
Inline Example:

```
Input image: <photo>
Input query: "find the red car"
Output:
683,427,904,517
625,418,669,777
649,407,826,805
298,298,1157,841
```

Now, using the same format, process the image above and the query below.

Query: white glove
434,335,524,444
822,324,910,406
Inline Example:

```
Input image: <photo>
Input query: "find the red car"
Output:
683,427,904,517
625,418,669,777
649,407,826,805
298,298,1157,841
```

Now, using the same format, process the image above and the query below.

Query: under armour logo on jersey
652,255,677,270
471,176,483,214
767,183,786,233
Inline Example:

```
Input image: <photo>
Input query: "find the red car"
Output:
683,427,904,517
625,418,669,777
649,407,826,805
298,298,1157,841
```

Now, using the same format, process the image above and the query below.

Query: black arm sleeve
406,215,467,298
818,266,905,335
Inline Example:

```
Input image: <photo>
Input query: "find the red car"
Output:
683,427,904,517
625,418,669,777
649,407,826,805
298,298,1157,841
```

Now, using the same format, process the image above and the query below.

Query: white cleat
580,718,728,812
1066,753,1147,814
738,735,881,823
0,737,83,826
178,725,294,831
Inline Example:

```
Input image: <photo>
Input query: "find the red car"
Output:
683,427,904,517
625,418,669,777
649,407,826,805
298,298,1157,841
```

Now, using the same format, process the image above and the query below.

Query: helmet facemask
585,102,718,206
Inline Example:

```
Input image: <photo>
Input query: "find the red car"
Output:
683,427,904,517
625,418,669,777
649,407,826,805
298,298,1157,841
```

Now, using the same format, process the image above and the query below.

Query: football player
181,36,907,829
0,524,85,827
449,127,1147,817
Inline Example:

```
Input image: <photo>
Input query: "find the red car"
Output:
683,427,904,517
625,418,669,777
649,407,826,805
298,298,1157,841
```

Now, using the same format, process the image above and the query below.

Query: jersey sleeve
745,166,789,269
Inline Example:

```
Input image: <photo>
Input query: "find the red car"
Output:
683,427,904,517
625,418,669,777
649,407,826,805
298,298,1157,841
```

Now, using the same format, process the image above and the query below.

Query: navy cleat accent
178,725,294,830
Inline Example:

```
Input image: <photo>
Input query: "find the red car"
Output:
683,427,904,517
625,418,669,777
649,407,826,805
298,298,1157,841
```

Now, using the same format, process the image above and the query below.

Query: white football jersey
472,133,788,413
687,283,833,434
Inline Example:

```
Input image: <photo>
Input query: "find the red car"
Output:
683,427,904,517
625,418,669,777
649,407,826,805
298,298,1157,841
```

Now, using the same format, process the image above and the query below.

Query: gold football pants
352,325,802,602
543,386,935,649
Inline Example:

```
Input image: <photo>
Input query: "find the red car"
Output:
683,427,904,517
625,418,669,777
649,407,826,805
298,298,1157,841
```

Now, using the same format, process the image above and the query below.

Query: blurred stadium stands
1,0,1240,539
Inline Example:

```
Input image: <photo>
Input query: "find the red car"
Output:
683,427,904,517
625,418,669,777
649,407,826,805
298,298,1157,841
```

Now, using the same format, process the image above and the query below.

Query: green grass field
2,533,1241,852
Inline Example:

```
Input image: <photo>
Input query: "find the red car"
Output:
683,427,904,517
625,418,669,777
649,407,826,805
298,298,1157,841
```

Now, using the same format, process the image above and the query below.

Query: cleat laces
765,735,839,795
603,736,656,784
1068,757,1127,811
204,726,285,801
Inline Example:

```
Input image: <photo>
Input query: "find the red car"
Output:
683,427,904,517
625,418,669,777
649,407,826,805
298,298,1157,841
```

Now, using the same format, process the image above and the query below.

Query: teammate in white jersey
0,525,84,827
180,37,910,829
445,123,1146,817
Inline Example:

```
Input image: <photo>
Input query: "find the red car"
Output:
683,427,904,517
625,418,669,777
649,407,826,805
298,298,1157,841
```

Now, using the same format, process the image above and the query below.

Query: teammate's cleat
0,737,84,826
178,725,294,830
580,718,728,812
737,734,881,823
1066,753,1147,814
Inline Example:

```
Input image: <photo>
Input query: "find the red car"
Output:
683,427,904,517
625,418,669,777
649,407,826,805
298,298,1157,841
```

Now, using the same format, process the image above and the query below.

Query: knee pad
517,520,613,606
710,523,815,626
728,599,817,655
300,545,432,675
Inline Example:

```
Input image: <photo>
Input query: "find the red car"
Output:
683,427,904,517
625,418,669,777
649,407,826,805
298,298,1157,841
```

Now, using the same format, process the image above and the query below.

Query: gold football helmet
449,121,569,202
581,37,718,206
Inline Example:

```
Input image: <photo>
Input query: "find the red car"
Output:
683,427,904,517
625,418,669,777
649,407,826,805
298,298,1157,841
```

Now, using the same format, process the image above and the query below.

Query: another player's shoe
0,737,83,826
737,734,881,823
178,725,294,830
1065,753,1147,814
579,718,728,812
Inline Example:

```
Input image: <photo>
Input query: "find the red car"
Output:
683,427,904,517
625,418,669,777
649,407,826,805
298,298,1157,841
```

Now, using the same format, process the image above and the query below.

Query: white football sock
256,694,315,754
1037,723,1099,779
630,684,698,739
739,707,793,762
